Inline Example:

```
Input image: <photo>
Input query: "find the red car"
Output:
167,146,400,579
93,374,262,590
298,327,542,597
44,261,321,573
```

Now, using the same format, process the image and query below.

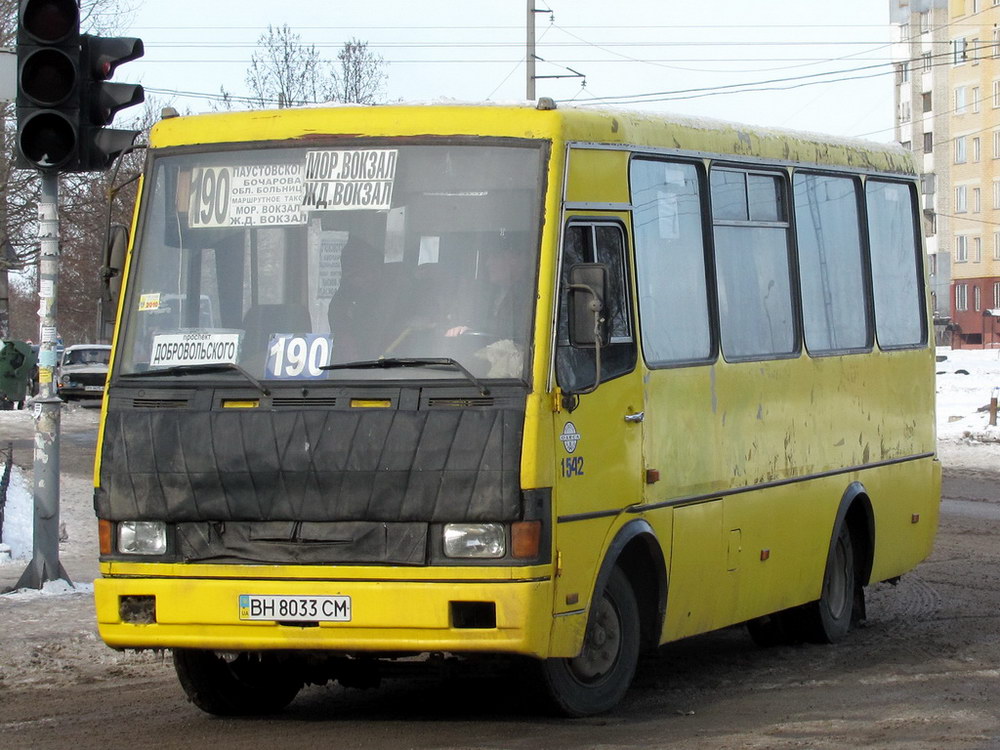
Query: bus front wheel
537,566,640,717
173,649,302,716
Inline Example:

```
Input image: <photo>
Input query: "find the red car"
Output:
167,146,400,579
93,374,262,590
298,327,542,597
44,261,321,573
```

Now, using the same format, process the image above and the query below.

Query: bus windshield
117,141,544,383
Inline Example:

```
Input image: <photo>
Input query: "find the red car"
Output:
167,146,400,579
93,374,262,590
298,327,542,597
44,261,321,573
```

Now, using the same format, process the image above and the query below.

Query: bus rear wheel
173,649,302,716
747,523,857,647
537,566,640,717
803,522,856,643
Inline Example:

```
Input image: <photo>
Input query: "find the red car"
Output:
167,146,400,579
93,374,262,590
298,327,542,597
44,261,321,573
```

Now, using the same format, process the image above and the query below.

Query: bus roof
149,101,915,177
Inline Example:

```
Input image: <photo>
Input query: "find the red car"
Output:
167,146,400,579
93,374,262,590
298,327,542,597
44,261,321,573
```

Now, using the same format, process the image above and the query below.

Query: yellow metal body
95,104,939,661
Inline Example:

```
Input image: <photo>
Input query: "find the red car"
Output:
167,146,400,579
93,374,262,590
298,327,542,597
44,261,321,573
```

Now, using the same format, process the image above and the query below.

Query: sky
113,0,899,142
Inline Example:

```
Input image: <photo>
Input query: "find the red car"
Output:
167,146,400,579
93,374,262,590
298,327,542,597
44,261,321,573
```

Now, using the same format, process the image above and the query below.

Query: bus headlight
118,521,167,555
443,523,506,558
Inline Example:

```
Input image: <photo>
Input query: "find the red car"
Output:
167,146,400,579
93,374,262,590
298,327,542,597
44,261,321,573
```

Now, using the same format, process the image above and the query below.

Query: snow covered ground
1,347,999,592
935,347,1000,443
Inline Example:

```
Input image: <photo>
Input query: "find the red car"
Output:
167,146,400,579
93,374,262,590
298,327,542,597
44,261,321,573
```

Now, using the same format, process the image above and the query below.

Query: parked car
57,344,111,400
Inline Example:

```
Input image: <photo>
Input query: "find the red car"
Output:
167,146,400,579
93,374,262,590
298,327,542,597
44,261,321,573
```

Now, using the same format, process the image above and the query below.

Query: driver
444,236,532,343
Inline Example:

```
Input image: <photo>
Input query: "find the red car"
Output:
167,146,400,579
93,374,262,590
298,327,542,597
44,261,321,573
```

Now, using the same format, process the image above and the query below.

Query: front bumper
95,571,557,658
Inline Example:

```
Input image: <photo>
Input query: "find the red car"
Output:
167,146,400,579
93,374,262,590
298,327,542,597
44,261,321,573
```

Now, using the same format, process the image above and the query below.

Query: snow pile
1,463,32,563
936,347,1000,444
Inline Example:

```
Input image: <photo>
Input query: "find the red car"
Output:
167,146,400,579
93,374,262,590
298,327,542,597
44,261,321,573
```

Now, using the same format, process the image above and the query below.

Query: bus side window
711,168,797,361
631,159,713,365
556,222,635,392
865,180,926,349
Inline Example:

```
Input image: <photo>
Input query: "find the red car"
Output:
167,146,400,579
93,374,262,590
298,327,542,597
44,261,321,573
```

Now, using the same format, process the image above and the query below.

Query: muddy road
1,412,998,749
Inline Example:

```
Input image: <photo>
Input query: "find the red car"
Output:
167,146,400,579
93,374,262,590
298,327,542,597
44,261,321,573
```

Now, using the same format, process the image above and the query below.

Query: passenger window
631,159,713,364
866,180,926,348
711,168,797,360
794,173,870,353
556,222,635,391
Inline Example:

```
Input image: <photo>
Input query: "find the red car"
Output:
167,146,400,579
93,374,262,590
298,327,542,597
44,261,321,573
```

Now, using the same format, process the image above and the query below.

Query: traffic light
15,0,144,173
79,34,145,170
15,0,82,172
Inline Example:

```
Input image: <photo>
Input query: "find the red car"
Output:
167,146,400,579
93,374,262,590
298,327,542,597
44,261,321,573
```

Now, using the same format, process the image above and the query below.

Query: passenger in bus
328,236,389,360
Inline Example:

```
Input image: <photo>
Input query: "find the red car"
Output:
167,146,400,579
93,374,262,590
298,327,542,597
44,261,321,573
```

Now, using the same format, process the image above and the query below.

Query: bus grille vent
132,398,189,409
427,397,495,408
272,397,338,408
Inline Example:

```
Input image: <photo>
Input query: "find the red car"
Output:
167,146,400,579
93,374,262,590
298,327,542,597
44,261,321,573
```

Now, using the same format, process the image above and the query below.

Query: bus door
550,217,644,617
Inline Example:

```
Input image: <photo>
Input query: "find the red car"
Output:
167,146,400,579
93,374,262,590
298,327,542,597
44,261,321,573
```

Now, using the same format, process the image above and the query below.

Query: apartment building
892,0,1000,347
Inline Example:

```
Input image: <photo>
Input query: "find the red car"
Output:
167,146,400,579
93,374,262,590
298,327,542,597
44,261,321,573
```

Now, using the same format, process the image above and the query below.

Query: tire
172,649,302,716
538,566,640,717
800,523,856,644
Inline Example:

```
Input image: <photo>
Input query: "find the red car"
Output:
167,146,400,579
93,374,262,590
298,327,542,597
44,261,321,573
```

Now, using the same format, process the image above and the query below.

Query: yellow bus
93,101,939,717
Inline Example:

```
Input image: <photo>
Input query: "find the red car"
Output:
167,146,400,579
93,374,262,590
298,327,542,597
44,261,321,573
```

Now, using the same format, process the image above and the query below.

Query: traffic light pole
15,173,70,590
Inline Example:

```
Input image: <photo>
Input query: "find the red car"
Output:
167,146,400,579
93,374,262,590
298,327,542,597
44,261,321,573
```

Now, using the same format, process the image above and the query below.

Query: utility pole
526,0,536,100
15,172,70,589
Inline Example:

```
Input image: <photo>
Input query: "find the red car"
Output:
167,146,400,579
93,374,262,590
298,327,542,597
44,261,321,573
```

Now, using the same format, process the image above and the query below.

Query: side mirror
99,224,129,342
568,263,608,347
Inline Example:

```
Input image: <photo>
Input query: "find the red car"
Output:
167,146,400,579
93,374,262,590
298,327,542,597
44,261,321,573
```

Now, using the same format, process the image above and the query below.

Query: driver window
556,221,635,392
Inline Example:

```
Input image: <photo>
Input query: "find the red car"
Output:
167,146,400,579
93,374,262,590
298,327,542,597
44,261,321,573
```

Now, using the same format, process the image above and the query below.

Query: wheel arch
832,481,875,587
593,519,667,653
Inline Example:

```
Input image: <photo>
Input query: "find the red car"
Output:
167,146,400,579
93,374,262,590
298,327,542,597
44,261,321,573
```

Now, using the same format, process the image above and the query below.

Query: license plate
238,594,351,622
84,385,103,391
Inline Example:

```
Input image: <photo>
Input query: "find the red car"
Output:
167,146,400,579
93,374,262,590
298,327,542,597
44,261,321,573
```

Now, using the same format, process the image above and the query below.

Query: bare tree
222,27,388,111
330,38,387,105
243,24,330,109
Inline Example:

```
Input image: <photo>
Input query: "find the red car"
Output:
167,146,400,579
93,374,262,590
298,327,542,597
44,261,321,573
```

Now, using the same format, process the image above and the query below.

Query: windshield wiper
321,357,490,396
120,362,271,396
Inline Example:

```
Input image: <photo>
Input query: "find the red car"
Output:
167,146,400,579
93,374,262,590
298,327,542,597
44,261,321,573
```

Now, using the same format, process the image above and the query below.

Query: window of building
956,283,968,311
922,92,932,112
973,87,981,112
954,37,969,65
974,137,982,162
922,173,936,195
956,234,969,262
975,285,982,311
793,173,869,353
995,28,1000,57
993,80,1000,107
974,236,983,262
955,136,967,163
898,62,910,84
972,38,981,64
974,187,982,212
956,184,968,212
994,231,1000,260
920,11,931,33
899,100,911,123
956,86,967,113
994,130,1000,158
923,52,933,71
994,282,1000,309
924,131,934,153
994,179,1000,208
711,167,796,360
